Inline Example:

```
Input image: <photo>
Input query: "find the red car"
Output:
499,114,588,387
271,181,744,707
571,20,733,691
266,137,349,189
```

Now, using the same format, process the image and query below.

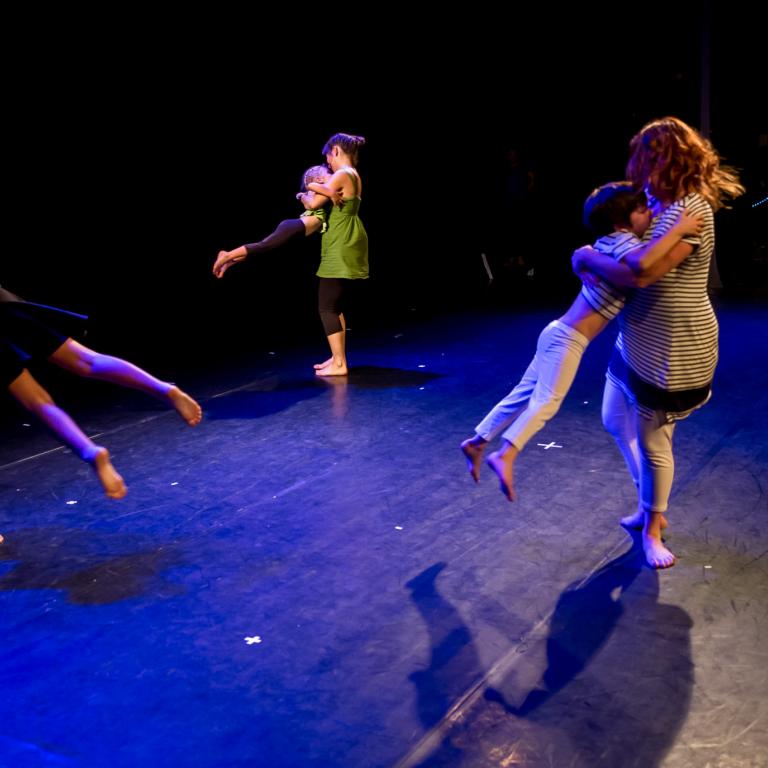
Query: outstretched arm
572,209,701,289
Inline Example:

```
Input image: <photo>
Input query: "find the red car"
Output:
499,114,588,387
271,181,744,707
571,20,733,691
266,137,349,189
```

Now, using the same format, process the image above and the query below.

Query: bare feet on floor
460,437,486,483
167,386,203,426
313,357,333,370
643,533,676,569
621,510,668,530
486,451,516,501
90,447,128,500
315,359,348,377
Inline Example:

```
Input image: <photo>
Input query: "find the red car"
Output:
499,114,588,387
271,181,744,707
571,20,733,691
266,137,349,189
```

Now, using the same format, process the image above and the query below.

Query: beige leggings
601,376,676,513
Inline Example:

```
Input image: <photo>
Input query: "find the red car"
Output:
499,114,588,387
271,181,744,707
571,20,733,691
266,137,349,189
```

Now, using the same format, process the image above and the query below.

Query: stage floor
1,301,766,767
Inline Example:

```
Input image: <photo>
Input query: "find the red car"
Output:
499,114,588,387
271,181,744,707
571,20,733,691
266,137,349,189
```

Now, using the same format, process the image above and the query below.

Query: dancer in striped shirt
572,117,745,568
461,182,701,500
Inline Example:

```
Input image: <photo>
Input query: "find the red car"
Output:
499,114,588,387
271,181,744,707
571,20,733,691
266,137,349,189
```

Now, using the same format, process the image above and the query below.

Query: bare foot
486,451,516,501
213,250,245,278
621,510,668,530
315,360,348,377
313,357,333,370
167,386,203,426
0,533,4,545
643,533,676,569
90,448,128,500
460,437,486,483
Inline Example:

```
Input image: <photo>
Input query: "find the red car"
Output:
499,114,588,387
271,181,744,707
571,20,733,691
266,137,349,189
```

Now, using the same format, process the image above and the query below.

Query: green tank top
317,169,369,279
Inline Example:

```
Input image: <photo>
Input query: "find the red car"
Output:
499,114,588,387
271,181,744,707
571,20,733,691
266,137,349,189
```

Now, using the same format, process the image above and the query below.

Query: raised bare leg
82,445,128,500
49,339,201,425
460,434,488,482
486,439,520,501
8,369,127,499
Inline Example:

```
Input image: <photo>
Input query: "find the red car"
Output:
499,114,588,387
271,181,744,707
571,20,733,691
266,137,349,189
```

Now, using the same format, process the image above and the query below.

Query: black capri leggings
317,278,351,336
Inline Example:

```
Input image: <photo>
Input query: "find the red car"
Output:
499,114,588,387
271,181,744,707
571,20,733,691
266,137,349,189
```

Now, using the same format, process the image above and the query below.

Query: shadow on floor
418,543,694,767
407,562,483,730
347,366,443,389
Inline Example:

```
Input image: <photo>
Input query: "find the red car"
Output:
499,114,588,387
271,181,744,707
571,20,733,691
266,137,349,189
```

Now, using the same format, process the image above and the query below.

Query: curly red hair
626,116,744,211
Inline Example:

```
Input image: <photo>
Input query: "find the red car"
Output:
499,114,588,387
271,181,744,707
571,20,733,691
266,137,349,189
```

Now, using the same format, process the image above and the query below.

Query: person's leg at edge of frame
7,369,127,499
48,339,202,426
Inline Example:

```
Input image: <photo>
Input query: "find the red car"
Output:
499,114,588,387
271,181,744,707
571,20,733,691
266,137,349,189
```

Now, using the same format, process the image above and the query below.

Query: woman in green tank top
305,133,368,377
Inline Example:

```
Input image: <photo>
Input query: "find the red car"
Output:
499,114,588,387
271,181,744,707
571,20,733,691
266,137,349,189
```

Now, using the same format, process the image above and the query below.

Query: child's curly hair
300,164,330,192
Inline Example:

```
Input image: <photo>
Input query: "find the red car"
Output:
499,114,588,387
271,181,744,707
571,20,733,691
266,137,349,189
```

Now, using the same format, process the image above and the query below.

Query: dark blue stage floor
1,301,766,767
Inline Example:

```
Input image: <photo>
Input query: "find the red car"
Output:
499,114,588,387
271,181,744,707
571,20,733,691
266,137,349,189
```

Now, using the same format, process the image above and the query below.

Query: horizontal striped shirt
581,231,641,321
615,192,717,394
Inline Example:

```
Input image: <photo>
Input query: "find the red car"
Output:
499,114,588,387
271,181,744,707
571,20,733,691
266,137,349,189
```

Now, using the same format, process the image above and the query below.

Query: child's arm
297,189,330,210
622,208,702,276
572,209,702,289
307,168,349,206
306,182,343,206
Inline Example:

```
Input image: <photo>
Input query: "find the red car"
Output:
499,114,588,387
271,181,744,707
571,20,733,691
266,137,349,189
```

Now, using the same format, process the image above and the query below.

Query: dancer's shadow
205,376,325,420
204,367,441,420
485,547,643,716
406,562,483,730
483,540,694,767
0,528,183,605
347,366,442,389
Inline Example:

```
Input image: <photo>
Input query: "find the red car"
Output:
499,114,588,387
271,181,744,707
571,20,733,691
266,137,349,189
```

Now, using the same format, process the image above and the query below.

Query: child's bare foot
621,509,668,530
90,448,128,500
213,250,244,278
460,437,486,483
313,357,333,370
643,533,676,569
167,386,202,426
486,451,516,501
315,359,348,377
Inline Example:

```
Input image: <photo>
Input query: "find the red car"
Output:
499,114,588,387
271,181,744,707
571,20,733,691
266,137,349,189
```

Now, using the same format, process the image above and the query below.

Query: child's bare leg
486,440,520,501
315,313,345,370
49,339,202,426
8,369,127,499
460,434,488,482
642,509,675,568
213,250,246,278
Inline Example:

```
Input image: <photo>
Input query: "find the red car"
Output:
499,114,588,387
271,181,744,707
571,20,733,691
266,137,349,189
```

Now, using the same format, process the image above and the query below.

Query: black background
3,7,765,368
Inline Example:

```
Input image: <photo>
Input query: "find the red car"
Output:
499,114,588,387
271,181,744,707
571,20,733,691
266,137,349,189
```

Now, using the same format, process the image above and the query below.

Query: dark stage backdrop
3,8,764,369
